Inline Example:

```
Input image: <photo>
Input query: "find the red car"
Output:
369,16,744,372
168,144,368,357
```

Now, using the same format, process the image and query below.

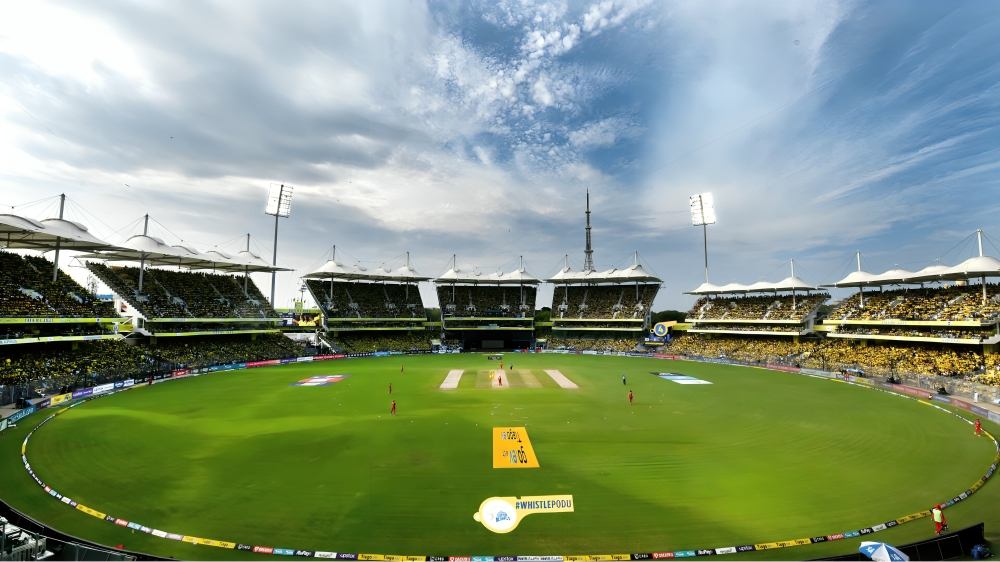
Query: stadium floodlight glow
265,184,294,306
266,184,294,217
689,192,717,283
689,192,716,226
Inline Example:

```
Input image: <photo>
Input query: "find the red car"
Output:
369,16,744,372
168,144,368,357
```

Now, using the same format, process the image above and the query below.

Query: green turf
1,354,998,561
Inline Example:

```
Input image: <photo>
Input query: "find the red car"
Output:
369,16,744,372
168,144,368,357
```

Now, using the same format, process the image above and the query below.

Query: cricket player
931,504,947,535
388,382,392,395
628,389,634,405
974,418,982,436
622,374,627,386
390,400,397,416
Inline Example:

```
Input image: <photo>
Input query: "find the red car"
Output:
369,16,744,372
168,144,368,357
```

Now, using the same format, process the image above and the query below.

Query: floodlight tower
265,184,293,306
583,189,595,272
689,192,717,282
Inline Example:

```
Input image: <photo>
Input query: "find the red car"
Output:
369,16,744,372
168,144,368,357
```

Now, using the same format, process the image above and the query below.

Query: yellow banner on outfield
492,427,540,468
359,554,386,561
50,393,72,406
384,556,426,561
754,542,781,550
75,504,106,519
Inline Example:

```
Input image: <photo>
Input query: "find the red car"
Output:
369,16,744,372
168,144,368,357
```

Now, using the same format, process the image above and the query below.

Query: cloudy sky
1,0,999,310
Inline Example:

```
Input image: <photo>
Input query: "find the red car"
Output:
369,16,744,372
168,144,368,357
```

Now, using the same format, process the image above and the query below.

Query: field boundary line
13,356,1000,560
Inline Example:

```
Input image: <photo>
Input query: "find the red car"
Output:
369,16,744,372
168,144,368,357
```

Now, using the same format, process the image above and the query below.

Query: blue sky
0,0,998,309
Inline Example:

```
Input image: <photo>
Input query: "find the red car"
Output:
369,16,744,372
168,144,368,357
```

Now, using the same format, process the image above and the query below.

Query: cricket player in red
628,389,634,405
931,504,947,535
498,374,503,387
390,400,397,416
974,418,982,436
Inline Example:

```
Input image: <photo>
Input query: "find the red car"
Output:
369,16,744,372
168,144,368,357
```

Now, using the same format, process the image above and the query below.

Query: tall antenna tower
583,189,594,271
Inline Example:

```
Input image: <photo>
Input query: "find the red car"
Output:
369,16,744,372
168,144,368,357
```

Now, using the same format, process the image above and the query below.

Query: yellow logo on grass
492,427,540,468
473,495,574,533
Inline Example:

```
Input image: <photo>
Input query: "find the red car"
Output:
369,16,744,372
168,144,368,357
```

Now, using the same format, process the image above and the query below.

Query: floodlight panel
689,192,717,226
265,185,294,217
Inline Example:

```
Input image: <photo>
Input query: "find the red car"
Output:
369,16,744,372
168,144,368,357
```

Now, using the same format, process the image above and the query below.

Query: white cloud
568,116,641,147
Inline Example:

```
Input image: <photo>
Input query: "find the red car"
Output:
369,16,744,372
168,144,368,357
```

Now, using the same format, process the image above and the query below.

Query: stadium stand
546,337,638,353
553,284,657,320
665,333,999,384
0,251,116,318
437,284,536,318
87,263,276,319
0,340,158,391
828,284,1000,322
1,335,304,392
689,293,828,322
151,334,303,369
666,334,820,364
307,280,426,318
333,332,431,353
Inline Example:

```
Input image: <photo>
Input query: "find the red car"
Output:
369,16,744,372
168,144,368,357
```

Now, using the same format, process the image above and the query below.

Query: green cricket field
1,353,997,560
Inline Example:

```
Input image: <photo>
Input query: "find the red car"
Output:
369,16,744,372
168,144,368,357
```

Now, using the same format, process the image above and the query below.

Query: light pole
689,192,717,282
264,184,293,306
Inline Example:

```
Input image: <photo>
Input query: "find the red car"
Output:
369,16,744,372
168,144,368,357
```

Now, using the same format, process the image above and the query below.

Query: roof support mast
244,233,251,296
329,245,336,300
791,259,797,309
51,193,66,282
978,228,986,304
856,250,864,308
137,214,149,293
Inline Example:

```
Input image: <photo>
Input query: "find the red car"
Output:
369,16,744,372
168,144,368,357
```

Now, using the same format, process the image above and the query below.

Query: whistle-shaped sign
473,495,574,533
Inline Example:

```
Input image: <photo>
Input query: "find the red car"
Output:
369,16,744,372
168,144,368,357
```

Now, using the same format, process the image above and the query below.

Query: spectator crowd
437,285,537,318
829,284,1000,322
1,335,304,394
546,337,638,353
553,284,659,320
308,280,427,318
332,332,431,353
665,334,999,384
688,293,829,322
88,263,277,319
1,251,116,318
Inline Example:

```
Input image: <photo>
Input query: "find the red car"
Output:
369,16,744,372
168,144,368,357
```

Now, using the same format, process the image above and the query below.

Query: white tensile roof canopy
303,253,432,282
76,234,291,273
826,256,1000,287
0,214,114,251
547,254,662,285
435,260,541,285
684,277,820,294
